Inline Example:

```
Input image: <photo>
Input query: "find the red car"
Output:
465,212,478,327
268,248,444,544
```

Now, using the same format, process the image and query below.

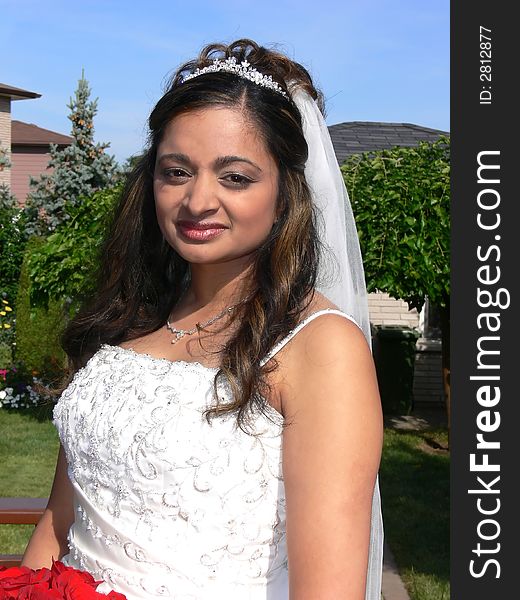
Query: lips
176,220,228,241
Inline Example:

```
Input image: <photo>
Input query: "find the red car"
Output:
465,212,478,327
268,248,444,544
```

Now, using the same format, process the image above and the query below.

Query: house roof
328,121,449,164
11,120,73,147
0,83,41,101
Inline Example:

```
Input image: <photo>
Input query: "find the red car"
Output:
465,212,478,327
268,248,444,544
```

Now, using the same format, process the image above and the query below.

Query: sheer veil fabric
290,84,384,600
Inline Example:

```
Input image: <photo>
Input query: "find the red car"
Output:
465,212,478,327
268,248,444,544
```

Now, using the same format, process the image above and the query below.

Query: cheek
154,182,180,220
241,200,274,221
153,182,164,214
242,182,278,224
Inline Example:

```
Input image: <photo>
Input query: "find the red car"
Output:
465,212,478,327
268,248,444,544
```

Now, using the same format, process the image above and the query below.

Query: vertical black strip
451,2,518,597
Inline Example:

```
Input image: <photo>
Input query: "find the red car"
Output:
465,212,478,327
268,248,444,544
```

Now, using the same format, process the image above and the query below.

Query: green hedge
15,239,66,374
13,186,121,373
27,186,121,308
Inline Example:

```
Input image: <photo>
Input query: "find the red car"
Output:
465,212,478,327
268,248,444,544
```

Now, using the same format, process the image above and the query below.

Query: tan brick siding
368,291,420,327
0,97,11,186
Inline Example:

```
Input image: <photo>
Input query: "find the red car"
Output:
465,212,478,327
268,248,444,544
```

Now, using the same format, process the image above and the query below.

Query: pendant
171,331,185,345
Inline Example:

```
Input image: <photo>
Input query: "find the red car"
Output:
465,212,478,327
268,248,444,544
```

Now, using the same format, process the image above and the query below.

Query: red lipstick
177,220,227,241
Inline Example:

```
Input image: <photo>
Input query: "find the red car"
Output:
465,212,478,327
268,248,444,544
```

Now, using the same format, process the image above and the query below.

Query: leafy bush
1,184,28,301
1,186,27,368
26,186,121,308
0,297,15,368
341,136,450,312
15,239,66,373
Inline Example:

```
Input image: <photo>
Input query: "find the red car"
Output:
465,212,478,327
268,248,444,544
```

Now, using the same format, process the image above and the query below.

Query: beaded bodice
52,309,383,600
54,344,287,599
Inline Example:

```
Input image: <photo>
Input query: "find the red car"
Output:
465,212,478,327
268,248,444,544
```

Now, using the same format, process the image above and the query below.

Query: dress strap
260,308,361,367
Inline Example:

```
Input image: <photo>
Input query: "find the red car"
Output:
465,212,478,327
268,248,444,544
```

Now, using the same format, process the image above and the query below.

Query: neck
183,259,254,310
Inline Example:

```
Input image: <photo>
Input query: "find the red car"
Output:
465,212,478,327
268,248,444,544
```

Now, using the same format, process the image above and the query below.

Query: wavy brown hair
62,39,324,431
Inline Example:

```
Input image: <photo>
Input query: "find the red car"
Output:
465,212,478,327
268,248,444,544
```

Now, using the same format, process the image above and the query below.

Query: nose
182,171,220,216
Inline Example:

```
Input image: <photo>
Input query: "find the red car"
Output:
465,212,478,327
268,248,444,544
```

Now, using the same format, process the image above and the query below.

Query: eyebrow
214,155,262,172
157,153,262,172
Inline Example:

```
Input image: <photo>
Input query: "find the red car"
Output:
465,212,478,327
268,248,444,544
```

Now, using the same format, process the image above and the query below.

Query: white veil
290,84,384,600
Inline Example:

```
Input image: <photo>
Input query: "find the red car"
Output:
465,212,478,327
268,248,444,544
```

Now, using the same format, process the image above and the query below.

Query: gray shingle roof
328,121,449,165
0,83,41,100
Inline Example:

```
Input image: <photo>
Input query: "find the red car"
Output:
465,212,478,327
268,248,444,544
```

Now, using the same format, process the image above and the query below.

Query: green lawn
0,407,60,554
0,409,449,600
380,427,450,600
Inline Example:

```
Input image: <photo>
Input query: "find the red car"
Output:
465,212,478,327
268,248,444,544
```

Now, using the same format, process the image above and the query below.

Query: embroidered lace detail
54,344,287,598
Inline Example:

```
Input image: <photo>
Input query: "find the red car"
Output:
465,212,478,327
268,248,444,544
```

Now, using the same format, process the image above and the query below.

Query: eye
163,167,191,181
221,173,253,187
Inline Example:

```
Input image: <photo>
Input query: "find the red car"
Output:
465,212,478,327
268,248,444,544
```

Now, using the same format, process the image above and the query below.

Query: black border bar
451,3,518,597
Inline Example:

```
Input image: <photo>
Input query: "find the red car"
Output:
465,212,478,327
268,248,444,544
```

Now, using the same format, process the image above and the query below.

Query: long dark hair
62,39,323,430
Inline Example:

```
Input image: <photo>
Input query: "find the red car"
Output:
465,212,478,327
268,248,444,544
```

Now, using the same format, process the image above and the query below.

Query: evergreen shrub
27,186,121,309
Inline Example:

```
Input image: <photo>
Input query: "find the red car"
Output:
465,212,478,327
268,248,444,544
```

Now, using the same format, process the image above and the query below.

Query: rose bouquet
0,560,126,599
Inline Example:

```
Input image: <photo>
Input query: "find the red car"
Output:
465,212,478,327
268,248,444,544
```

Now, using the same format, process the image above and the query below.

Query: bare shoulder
272,303,378,427
279,295,383,597
266,290,374,411
290,292,371,370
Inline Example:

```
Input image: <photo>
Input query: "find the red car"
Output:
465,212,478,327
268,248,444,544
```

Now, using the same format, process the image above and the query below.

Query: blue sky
2,0,449,164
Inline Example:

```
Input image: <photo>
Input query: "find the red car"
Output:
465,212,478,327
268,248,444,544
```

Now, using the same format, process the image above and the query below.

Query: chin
166,234,258,262
175,246,259,268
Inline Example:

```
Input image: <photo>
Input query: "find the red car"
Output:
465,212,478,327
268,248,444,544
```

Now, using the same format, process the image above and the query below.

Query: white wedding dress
53,309,383,600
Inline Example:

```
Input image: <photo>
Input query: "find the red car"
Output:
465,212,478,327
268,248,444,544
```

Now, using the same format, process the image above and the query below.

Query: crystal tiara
181,56,289,99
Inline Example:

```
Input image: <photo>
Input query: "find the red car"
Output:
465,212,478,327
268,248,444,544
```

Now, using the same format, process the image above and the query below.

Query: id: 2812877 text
480,26,492,105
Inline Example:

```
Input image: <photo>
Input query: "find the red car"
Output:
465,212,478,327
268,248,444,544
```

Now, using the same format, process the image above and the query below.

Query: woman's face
154,107,279,267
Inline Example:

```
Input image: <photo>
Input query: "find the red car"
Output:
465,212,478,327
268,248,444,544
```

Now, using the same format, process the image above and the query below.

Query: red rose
103,593,126,600
0,566,33,583
0,566,52,597
0,563,127,600
16,585,60,600
51,575,101,600
50,563,98,589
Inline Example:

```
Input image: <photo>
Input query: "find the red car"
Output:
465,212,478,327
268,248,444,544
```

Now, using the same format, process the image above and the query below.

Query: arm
281,315,383,600
22,444,75,568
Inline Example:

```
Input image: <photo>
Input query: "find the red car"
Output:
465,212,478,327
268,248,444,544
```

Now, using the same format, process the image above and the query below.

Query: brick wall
0,97,11,187
368,291,419,327
413,338,445,406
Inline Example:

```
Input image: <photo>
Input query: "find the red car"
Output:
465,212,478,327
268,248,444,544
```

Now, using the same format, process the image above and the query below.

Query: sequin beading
53,342,288,600
52,309,368,599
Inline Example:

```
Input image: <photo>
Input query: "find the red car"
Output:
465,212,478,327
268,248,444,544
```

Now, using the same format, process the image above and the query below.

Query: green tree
122,152,144,174
27,186,121,309
0,139,25,367
15,238,66,373
0,138,10,171
14,187,120,372
24,71,120,235
0,184,27,301
341,136,450,424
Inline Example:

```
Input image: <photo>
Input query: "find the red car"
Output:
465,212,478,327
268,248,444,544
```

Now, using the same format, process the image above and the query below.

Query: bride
22,39,384,599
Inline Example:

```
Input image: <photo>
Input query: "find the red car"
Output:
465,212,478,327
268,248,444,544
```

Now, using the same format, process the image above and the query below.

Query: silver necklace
166,301,243,345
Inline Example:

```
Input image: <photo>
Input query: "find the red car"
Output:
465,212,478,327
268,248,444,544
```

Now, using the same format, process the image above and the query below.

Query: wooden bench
0,497,48,568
